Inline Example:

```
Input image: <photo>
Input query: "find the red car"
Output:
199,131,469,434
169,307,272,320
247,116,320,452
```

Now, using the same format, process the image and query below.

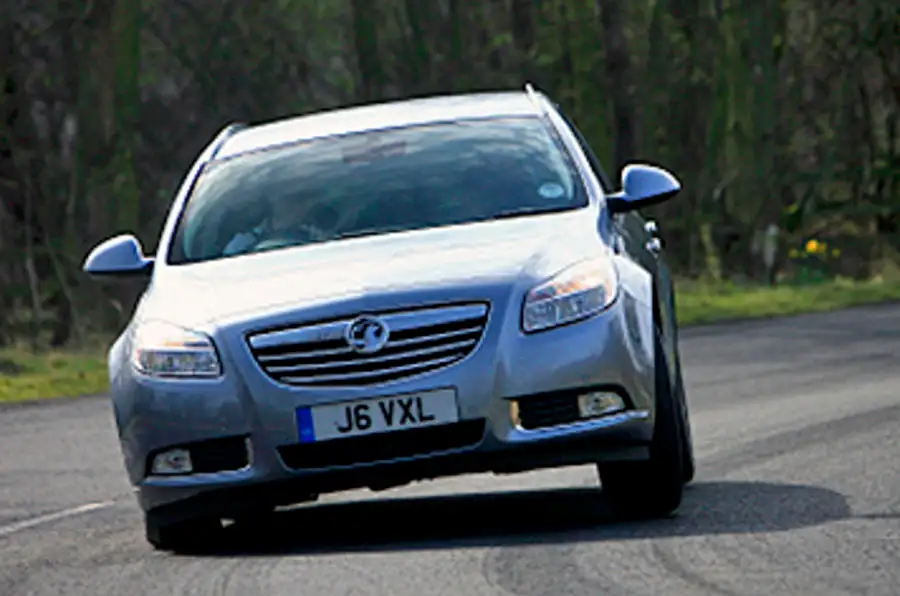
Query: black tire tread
145,514,222,553
674,362,696,484
598,330,685,518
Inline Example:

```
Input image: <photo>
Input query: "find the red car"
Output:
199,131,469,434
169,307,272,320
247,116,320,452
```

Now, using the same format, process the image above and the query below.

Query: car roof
214,91,543,160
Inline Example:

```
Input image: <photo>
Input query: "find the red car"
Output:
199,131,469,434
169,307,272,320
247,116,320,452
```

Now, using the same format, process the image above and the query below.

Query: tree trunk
351,0,384,102
597,0,638,171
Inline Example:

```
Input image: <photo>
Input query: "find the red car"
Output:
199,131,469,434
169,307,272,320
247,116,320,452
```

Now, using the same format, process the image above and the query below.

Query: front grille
247,303,489,387
277,419,486,469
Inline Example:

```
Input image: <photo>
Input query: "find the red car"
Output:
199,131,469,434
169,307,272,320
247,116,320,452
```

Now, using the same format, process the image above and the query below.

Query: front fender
653,258,679,381
612,254,655,378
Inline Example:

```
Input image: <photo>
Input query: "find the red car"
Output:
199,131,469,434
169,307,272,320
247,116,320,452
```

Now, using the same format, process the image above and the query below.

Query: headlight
522,258,619,333
131,320,222,378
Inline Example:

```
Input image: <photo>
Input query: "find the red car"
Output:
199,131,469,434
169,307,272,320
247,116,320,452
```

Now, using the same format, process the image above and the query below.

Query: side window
554,107,614,193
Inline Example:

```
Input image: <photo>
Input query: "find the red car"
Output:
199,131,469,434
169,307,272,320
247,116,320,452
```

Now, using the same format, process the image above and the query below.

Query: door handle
645,237,663,255
644,220,659,235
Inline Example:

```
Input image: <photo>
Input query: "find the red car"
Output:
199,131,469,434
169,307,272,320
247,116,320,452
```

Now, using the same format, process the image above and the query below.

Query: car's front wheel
675,362,696,485
145,512,222,553
597,330,685,518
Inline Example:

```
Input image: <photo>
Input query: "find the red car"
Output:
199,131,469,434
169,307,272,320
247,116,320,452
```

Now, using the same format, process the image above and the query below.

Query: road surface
1,305,898,595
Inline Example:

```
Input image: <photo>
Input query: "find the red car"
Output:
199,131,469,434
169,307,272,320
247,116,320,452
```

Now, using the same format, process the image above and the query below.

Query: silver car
84,86,695,552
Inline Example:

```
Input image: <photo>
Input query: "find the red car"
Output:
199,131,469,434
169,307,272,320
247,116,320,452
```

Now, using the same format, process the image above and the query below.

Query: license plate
296,388,459,443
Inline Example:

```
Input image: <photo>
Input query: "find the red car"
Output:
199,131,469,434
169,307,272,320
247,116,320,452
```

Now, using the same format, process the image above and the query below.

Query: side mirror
606,163,681,214
82,234,154,279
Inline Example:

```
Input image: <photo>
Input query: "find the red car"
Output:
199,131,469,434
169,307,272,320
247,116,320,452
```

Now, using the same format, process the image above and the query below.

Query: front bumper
144,411,651,525
112,291,657,518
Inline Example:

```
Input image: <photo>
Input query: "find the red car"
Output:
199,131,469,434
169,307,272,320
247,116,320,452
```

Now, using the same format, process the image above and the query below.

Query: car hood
141,209,607,327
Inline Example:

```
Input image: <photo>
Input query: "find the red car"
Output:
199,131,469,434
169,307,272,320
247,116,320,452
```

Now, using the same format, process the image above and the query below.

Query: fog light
151,448,193,475
577,391,625,418
245,437,254,466
509,400,521,427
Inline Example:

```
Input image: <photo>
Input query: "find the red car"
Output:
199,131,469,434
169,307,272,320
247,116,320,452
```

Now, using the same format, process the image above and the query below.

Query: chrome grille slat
266,339,476,374
257,345,354,362
282,354,461,385
247,303,489,387
386,326,482,348
257,326,482,365
248,304,487,351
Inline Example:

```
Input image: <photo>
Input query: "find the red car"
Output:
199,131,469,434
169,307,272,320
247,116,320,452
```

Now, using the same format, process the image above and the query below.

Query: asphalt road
1,304,898,595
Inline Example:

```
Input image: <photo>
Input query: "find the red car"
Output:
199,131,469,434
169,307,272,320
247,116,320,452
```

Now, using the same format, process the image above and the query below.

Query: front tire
597,330,685,518
676,364,696,485
145,512,222,553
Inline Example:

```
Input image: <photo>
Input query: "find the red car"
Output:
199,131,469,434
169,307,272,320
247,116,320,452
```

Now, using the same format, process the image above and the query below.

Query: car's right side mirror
606,163,681,214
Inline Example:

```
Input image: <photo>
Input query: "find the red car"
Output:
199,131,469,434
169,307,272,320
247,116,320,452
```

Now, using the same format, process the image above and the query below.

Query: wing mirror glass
606,163,681,214
83,234,154,279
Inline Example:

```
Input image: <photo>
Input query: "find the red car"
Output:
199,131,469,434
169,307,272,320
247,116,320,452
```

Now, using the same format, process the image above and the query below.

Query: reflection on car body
83,85,695,552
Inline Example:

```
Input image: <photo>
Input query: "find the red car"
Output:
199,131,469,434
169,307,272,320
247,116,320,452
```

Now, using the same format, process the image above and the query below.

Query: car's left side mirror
606,163,681,214
82,233,155,280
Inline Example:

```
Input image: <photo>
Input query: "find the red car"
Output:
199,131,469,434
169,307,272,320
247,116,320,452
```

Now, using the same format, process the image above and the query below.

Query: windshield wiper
335,227,406,241
324,208,579,243
490,205,579,221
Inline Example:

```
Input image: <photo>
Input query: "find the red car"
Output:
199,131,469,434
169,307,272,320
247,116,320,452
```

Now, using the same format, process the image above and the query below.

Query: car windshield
166,116,588,265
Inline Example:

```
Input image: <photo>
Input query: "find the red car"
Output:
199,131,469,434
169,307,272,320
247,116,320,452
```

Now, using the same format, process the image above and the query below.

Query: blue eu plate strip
296,408,316,443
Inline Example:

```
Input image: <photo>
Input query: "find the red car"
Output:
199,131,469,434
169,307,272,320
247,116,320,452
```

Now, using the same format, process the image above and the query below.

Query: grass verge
675,277,900,326
0,345,109,405
1,278,899,404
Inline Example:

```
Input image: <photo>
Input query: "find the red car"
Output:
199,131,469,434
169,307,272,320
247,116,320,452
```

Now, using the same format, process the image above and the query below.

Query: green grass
0,345,110,404
0,349,109,403
675,277,900,326
1,277,899,404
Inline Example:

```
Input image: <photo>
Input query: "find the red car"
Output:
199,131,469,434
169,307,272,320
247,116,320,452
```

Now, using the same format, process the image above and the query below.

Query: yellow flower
805,239,819,254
